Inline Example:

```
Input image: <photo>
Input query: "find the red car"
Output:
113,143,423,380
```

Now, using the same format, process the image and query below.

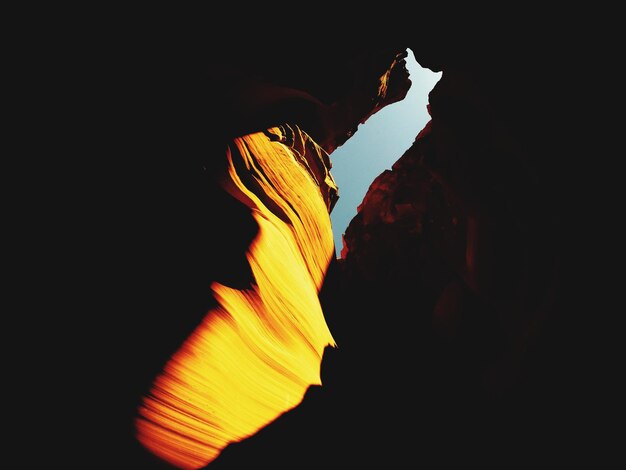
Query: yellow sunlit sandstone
136,125,338,469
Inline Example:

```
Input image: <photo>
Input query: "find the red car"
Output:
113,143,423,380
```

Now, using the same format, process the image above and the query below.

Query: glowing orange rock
136,125,337,469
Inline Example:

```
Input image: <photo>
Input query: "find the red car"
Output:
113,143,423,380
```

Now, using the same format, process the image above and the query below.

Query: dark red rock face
321,39,601,467
339,74,552,397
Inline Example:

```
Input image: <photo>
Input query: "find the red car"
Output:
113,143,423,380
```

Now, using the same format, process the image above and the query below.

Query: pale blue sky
329,49,441,257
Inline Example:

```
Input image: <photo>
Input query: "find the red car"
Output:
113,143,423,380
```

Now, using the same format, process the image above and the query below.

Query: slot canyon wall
26,27,607,469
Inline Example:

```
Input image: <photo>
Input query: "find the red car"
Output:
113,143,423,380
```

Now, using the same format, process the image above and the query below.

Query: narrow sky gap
329,49,441,257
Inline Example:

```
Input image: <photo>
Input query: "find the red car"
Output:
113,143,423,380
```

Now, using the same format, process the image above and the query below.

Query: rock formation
27,29,606,469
